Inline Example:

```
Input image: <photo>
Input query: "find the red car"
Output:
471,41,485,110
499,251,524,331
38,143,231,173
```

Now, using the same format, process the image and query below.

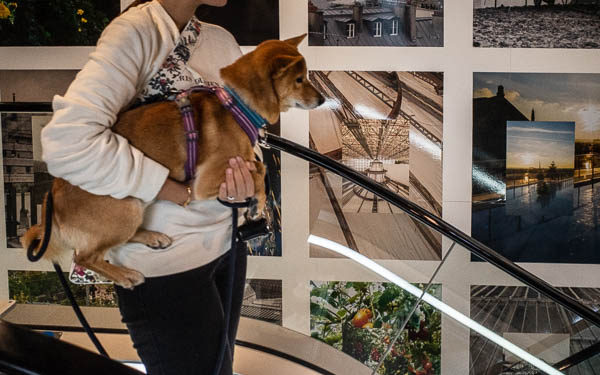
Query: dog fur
21,34,324,289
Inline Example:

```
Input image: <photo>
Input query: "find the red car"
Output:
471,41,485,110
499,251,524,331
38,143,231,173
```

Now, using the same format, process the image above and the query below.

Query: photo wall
0,0,599,374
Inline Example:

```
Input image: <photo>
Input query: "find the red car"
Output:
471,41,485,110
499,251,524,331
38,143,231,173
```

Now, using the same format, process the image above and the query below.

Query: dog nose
318,95,325,106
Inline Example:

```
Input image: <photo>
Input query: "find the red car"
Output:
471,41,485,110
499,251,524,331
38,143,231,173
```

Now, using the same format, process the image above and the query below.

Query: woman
41,0,254,374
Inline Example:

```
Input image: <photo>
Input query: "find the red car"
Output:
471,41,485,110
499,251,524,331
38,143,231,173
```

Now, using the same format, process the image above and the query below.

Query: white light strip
308,235,564,375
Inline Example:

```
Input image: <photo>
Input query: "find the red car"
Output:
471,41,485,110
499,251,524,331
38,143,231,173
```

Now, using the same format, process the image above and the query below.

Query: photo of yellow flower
0,0,119,46
0,3,10,19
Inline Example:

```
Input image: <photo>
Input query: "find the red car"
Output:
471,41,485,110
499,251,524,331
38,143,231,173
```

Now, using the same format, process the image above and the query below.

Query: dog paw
146,234,172,250
118,270,145,290
133,231,172,250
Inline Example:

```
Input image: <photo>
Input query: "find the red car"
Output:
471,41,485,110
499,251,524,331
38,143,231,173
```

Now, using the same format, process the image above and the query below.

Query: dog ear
272,55,304,79
283,34,307,48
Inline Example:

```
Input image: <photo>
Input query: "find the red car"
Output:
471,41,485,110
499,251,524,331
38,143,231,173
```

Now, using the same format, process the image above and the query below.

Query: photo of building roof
309,0,444,46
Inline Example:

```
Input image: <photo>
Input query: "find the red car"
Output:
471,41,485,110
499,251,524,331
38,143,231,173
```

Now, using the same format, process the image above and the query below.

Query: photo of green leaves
311,281,441,375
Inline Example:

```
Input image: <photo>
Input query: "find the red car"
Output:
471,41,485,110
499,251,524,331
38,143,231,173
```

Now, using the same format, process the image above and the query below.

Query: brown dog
21,34,324,289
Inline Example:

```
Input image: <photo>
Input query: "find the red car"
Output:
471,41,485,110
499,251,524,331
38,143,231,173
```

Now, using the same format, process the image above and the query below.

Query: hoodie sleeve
41,13,170,202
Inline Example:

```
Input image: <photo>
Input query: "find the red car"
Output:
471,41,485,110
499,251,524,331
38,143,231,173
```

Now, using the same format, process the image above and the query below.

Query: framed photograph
311,281,441,375
470,285,600,374
308,0,444,47
473,0,600,48
0,0,120,46
195,0,279,46
1,104,53,248
472,72,600,264
242,279,282,325
309,70,443,260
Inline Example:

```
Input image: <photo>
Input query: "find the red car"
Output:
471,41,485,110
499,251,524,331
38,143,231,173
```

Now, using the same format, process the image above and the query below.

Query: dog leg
247,161,267,221
75,249,145,289
129,229,173,250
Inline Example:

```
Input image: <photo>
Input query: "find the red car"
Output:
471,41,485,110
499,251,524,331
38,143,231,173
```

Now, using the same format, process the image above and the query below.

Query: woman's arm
41,12,170,203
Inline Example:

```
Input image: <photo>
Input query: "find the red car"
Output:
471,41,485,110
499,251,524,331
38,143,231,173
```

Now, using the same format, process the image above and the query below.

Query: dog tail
21,191,57,263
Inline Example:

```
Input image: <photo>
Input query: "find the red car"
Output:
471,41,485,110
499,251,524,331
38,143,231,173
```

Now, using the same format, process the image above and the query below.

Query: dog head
220,34,325,124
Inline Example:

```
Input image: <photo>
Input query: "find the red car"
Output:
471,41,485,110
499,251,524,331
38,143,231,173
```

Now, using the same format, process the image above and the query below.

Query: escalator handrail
0,320,142,375
266,133,600,329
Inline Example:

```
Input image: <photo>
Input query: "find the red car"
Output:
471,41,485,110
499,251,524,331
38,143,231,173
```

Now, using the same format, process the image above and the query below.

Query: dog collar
174,85,268,181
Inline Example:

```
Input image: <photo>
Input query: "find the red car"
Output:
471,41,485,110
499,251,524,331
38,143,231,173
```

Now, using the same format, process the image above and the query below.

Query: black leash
214,198,251,375
26,190,110,358
53,262,109,357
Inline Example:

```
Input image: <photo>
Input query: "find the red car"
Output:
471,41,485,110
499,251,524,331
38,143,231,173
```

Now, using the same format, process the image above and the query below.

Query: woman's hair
124,0,153,12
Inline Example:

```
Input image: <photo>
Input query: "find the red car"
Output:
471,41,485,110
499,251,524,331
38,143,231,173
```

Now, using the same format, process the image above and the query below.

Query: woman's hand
156,178,191,206
218,156,257,203
156,156,256,206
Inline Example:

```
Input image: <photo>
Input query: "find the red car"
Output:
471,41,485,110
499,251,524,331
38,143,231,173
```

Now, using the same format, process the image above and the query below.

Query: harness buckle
175,92,191,109
258,129,270,149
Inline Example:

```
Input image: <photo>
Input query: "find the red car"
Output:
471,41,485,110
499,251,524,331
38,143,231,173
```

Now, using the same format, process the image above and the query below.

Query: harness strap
174,85,268,181
175,93,200,182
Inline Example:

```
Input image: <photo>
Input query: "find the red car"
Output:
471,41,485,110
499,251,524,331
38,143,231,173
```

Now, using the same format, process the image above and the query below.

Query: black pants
115,242,247,375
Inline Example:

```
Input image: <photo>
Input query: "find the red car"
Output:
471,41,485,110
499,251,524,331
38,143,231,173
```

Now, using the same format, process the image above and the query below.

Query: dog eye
296,77,303,83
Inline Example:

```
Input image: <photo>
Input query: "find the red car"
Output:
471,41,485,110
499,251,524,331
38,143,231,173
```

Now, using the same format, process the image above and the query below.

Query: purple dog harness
174,85,268,181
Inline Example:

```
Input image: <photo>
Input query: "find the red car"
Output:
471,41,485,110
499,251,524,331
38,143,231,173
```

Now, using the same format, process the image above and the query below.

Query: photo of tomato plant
311,281,441,375
0,0,120,46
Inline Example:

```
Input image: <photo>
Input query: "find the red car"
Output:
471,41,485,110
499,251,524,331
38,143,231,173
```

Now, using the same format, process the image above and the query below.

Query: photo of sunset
471,73,600,264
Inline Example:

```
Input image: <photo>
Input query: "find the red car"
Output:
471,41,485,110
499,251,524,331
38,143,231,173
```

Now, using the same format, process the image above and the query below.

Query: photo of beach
473,0,600,48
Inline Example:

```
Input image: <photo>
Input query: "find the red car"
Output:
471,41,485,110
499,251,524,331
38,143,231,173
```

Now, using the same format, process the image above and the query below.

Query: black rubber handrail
553,341,600,371
0,320,142,375
265,133,600,329
1,322,335,375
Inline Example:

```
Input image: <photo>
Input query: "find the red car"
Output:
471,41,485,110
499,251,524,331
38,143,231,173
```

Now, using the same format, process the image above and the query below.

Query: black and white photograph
308,0,443,47
473,0,600,48
309,70,442,260
241,279,282,325
472,72,600,264
470,285,600,375
2,111,52,248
